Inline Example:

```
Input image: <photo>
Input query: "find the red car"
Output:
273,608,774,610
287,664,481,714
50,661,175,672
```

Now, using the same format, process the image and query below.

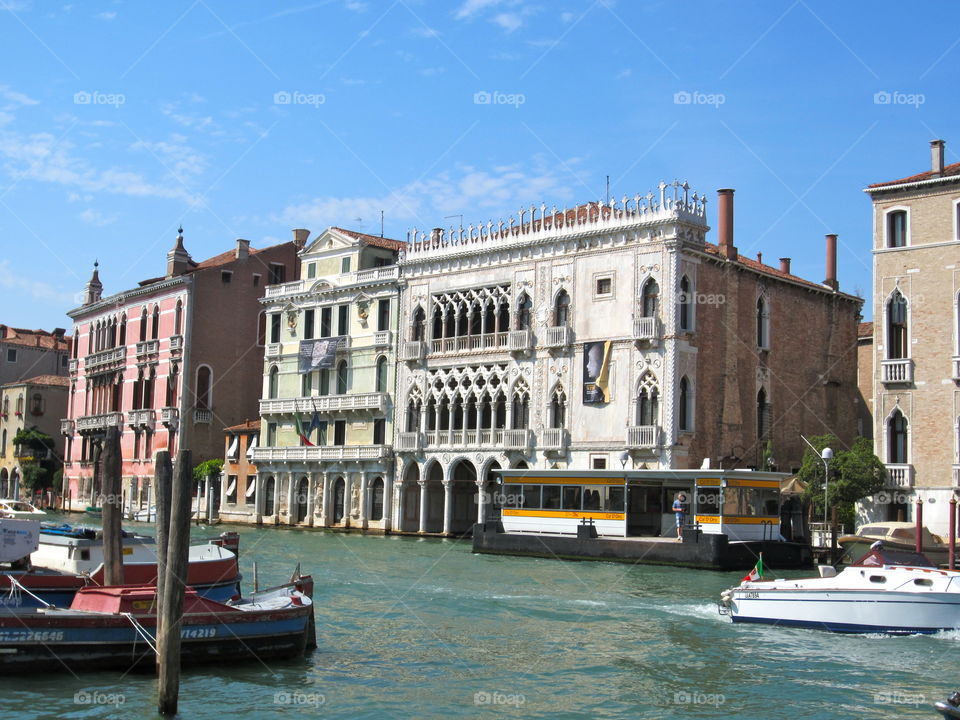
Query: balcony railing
337,336,351,352
170,335,184,353
373,330,393,347
633,317,659,341
60,419,74,436
265,343,282,358
399,341,426,361
136,339,159,358
251,445,392,462
539,428,569,450
953,464,960,488
953,357,960,382
84,347,126,371
127,409,156,430
881,359,914,384
507,330,532,353
543,325,572,349
885,463,914,488
422,429,526,448
160,407,179,426
68,358,78,374
194,409,212,424
264,266,401,299
502,428,532,450
75,412,124,433
626,425,660,449
397,431,422,451
260,393,388,415
430,332,508,355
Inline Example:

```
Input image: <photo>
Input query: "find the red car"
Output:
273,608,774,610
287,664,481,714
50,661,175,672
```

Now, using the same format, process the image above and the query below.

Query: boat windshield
851,547,935,568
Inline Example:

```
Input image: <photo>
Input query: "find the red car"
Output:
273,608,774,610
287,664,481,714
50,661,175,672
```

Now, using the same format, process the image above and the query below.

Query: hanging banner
583,340,612,404
298,337,342,373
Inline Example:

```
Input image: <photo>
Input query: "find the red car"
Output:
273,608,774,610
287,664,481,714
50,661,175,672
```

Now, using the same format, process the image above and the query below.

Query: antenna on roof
380,210,384,238
444,214,463,228
606,175,610,204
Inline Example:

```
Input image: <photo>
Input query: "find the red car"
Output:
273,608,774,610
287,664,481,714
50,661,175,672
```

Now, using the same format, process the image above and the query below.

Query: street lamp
821,447,834,532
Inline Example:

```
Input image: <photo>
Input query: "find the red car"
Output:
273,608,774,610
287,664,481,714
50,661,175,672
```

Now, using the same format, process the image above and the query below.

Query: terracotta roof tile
858,321,873,338
701,243,835,292
331,227,405,250
0,326,70,351
11,374,70,388
224,419,261,433
868,161,960,189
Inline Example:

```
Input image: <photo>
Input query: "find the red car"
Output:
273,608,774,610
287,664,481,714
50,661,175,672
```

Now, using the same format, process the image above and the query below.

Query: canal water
2,514,957,719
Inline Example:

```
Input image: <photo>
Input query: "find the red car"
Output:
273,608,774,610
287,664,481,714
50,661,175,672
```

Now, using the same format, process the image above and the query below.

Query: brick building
61,229,300,512
0,325,70,386
861,139,960,533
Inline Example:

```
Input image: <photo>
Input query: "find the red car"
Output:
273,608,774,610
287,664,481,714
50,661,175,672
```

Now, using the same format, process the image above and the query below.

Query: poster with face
583,340,611,404
298,338,342,373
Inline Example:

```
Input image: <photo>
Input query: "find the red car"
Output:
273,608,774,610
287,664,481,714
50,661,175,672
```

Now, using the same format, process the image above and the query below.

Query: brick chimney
824,234,838,291
779,258,791,274
931,139,945,175
431,227,444,244
235,238,250,260
717,189,737,261
292,228,310,249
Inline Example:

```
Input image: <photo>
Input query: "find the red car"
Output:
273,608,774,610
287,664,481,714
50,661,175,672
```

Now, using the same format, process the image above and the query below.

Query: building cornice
864,174,960,195
67,276,190,319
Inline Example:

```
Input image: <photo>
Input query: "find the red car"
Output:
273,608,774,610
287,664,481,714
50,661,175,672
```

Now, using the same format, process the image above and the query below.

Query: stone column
272,472,281,525
306,472,316,527
475,402,483,444
204,474,212,522
343,472,352,526
287,472,296,526
442,479,453,535
418,478,428,533
358,471,368,528
476,478,487,525
383,474,394,532
255,473,264,524
321,472,330,527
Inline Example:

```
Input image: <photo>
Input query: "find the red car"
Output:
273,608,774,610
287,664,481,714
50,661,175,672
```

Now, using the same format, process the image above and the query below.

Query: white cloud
455,0,502,19
0,86,39,107
617,68,632,79
79,208,117,226
560,11,574,23
97,10,116,20
410,26,440,38
0,259,77,306
130,134,209,185
419,67,445,77
492,12,522,32
344,0,367,10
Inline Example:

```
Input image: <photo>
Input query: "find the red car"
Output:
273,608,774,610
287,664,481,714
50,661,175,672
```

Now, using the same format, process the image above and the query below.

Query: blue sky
1,1,957,329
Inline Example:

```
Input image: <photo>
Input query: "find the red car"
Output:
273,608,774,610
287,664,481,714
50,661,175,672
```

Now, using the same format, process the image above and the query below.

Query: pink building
61,229,301,512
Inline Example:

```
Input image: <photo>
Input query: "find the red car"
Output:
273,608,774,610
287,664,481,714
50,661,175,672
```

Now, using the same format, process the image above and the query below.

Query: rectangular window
303,309,315,340
268,263,286,285
607,486,625,512
561,486,582,510
887,211,907,248
307,263,316,279
333,420,346,446
340,257,351,274
221,271,232,284
373,418,386,445
270,313,281,343
253,274,261,287
591,455,607,470
6,348,16,363
338,304,349,335
244,475,255,506
61,355,69,368
376,298,390,332
501,484,522,509
227,475,238,504
133,430,141,460
541,485,561,509
318,368,329,396
267,422,277,445
595,276,612,297
302,371,313,396
521,485,541,509
316,420,327,445
320,308,332,338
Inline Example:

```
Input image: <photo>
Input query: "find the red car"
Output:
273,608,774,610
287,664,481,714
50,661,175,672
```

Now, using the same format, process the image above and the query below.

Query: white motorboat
719,543,960,634
0,498,46,520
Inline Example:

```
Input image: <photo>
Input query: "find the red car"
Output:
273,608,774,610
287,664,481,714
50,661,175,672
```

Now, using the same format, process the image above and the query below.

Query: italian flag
742,556,763,583
294,415,314,446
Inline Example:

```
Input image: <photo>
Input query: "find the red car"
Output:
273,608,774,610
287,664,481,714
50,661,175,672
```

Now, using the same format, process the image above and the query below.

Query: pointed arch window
151,306,160,340
336,360,348,394
756,296,770,349
679,376,693,431
411,306,426,341
887,289,908,360
196,366,212,410
174,300,183,335
888,409,908,464
119,314,126,347
641,278,660,318
512,382,530,429
406,389,422,433
516,293,532,331
550,385,567,428
554,289,570,327
679,275,692,331
268,366,279,399
375,356,388,393
636,373,659,426
757,387,770,442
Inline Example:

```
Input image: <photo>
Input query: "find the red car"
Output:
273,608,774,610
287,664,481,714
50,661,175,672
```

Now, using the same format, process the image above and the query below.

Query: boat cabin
495,469,787,540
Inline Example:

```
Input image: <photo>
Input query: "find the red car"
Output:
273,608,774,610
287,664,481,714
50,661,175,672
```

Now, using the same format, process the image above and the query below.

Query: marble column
442,480,453,535
383,475,394,532
343,473,352,526
272,472,281,525
306,472,316,527
358,471,368,528
287,472,296,526
321,472,331,527
418,478,428,533
476,479,487,525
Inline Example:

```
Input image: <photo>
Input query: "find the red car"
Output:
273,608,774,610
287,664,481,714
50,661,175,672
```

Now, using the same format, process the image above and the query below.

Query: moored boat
838,521,951,566
0,498,46,520
719,544,960,634
0,577,315,673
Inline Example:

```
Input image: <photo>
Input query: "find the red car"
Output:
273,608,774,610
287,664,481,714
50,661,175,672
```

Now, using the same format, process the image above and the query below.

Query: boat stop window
721,486,779,517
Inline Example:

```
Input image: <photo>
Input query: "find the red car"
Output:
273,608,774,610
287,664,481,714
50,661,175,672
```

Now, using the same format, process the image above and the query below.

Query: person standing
672,493,687,541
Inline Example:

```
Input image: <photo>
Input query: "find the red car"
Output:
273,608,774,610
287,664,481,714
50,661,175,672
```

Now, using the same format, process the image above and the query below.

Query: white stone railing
626,425,660,449
136,339,159,357
953,356,960,382
265,343,282,358
399,341,426,361
402,182,707,261
396,432,422,451
502,428,532,450
507,330,532,352
881,359,914,384
885,463,914,488
251,445,391,462
127,409,156,430
430,332,508,355
170,335,184,352
160,407,179,426
68,358,78,373
84,346,125,371
194,409,212,424
419,428,529,449
539,428,568,450
953,464,960,488
60,419,74,436
260,393,388,415
76,412,124,432
633,317,659,341
373,330,393,347
543,326,572,348
263,266,400,299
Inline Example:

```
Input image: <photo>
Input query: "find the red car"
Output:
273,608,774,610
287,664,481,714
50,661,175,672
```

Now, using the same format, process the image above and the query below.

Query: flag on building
742,555,763,583
308,411,322,434
294,415,314,446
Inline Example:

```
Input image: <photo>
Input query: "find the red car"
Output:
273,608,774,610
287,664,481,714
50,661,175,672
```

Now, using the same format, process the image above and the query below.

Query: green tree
192,458,224,484
800,434,886,529
12,427,60,492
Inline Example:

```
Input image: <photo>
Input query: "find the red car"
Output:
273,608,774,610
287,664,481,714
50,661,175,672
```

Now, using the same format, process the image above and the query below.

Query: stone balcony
881,359,914,385
399,340,426,362
84,346,126,372
126,408,156,430
507,330,532,353
373,330,393,347
539,427,569,451
885,463,914,488
430,332,508,355
68,358,78,374
251,444,392,463
396,431,421,451
75,412,124,433
420,428,531,450
60,418,74,436
170,334,184,354
135,339,159,359
160,407,179,427
263,266,400,300
543,325,572,349
626,425,660,449
259,393,388,415
633,317,660,342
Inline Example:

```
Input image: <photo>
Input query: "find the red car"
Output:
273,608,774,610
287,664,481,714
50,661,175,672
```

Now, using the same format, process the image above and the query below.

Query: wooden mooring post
100,426,124,586
153,451,172,661
157,449,192,717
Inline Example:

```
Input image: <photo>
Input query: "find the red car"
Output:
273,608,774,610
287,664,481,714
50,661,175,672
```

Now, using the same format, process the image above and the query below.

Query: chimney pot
716,189,737,261
431,227,444,244
779,257,791,274
824,233,838,291
931,139,945,175
235,238,250,260
757,251,763,264
292,228,310,249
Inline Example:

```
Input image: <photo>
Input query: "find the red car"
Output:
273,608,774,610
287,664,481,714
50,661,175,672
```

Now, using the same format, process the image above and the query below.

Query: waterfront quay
2,513,952,720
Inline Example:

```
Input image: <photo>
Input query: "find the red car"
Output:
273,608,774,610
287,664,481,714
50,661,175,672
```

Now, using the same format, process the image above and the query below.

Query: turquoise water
1,514,957,719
